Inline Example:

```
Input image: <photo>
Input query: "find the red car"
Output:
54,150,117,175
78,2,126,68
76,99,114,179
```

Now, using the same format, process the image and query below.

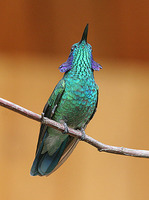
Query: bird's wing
35,79,65,154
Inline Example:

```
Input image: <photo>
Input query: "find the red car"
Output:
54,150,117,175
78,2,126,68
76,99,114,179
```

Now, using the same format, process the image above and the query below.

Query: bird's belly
53,83,97,129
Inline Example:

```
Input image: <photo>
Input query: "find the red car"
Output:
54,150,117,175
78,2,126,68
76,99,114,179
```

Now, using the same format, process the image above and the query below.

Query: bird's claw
62,123,69,134
80,128,86,141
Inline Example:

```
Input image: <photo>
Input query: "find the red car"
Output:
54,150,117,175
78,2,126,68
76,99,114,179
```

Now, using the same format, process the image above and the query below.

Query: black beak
79,24,88,44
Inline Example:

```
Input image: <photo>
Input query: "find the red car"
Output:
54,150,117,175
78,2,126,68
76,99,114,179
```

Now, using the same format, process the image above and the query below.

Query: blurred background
0,1,149,200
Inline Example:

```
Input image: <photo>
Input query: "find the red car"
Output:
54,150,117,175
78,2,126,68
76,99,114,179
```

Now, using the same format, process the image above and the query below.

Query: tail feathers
30,136,68,176
50,137,79,175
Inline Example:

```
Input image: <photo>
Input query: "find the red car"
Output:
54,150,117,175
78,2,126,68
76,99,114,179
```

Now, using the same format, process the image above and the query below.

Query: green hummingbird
30,24,102,176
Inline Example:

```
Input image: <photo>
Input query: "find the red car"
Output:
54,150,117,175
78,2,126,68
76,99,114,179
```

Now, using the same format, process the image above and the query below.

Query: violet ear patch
91,56,102,71
59,62,72,72
59,52,73,73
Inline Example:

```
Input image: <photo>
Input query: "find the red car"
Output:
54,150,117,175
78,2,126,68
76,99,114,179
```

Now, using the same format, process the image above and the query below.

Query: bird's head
59,24,102,73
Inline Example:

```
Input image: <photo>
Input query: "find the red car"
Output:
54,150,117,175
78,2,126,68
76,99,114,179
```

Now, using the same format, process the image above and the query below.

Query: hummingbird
30,24,102,176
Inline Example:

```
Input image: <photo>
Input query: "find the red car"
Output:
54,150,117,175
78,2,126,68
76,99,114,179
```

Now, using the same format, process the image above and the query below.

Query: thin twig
0,97,149,158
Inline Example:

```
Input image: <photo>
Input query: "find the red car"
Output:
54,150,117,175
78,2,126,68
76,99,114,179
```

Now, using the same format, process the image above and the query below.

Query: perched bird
30,24,102,176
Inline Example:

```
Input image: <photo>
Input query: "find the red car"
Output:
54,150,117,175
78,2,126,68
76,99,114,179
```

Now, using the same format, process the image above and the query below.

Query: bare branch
0,97,149,158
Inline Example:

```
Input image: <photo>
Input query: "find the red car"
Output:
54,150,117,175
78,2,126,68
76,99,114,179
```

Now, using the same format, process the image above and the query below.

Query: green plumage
30,24,102,176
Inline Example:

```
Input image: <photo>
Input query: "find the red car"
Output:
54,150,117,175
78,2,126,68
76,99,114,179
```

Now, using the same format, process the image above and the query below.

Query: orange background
0,1,149,200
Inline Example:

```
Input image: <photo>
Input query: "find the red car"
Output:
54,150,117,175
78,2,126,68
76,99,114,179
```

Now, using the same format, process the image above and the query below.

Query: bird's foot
41,112,45,123
80,128,86,141
62,123,69,134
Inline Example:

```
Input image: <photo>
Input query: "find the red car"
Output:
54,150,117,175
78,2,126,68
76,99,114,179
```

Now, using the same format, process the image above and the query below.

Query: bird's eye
71,45,76,52
71,47,74,51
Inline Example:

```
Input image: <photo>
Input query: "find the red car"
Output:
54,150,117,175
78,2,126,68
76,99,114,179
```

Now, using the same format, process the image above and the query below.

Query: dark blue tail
30,133,68,176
